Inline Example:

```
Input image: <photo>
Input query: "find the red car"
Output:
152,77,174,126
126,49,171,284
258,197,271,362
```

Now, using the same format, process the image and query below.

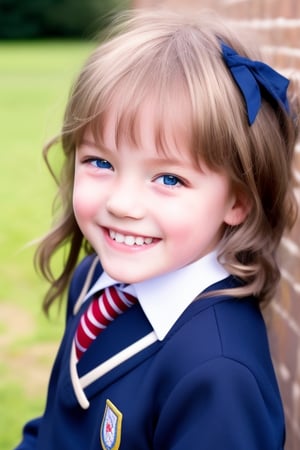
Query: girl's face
73,106,246,284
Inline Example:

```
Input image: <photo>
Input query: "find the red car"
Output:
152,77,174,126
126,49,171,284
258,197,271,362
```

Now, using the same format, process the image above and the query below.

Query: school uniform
15,252,285,450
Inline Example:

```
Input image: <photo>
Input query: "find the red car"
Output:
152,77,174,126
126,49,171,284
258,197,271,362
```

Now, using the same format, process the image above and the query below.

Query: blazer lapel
69,303,160,409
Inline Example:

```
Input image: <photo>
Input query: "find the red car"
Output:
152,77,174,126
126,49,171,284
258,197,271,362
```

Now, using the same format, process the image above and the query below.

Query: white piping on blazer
70,331,158,409
69,256,158,409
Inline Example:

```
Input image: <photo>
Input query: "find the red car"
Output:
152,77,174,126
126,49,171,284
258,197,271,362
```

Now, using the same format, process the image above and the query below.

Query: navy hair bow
221,42,290,125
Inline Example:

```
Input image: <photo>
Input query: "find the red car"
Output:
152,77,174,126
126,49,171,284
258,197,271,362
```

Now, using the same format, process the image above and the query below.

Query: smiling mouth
109,229,154,246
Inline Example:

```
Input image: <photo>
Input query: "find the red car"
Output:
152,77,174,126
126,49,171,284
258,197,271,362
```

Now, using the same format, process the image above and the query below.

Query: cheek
159,195,228,243
73,180,98,220
158,204,197,241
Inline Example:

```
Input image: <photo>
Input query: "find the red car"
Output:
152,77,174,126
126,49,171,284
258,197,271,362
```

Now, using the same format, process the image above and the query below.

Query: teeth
110,230,116,239
135,237,144,246
109,230,153,246
124,236,135,246
115,232,124,243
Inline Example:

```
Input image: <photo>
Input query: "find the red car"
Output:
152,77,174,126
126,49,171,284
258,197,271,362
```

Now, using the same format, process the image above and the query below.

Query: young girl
15,9,299,450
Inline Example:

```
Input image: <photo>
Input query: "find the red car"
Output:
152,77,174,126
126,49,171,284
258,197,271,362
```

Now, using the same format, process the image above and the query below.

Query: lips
109,229,153,246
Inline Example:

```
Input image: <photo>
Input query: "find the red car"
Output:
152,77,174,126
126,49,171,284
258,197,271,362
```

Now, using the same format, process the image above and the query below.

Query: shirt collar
84,250,228,341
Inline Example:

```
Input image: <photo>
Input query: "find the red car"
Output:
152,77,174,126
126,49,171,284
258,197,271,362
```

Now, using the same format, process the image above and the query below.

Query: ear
224,191,251,226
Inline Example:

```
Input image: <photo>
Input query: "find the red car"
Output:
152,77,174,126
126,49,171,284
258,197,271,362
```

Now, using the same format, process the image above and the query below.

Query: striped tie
74,285,137,360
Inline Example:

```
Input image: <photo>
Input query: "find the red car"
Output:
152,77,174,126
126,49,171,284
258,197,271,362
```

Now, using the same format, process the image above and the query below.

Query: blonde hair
36,9,299,313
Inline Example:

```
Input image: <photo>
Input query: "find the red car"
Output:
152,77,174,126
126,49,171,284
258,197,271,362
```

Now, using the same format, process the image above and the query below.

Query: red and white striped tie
74,285,137,360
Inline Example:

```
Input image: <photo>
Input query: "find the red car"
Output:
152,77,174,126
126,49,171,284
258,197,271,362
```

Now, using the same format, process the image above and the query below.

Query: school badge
100,399,123,450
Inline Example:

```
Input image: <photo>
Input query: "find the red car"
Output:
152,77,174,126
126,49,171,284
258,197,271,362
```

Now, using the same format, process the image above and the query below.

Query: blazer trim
70,331,158,409
73,255,99,315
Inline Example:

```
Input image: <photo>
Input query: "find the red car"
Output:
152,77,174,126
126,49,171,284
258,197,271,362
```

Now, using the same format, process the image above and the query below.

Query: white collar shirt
83,250,229,341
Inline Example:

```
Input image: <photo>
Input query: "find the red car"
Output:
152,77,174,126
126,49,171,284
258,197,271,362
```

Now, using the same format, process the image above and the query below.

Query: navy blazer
15,254,285,449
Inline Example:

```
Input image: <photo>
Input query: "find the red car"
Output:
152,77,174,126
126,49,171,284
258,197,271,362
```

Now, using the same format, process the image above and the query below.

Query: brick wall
132,1,300,448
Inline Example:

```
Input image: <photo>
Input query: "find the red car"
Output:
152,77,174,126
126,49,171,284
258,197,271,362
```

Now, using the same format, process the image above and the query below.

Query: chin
104,267,141,284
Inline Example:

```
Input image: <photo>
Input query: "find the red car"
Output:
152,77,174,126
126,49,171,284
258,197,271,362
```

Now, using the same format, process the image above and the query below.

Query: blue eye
156,174,182,187
90,159,113,170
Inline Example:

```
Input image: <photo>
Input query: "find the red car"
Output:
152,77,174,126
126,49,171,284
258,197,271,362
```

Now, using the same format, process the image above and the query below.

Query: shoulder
212,295,271,367
66,254,103,317
160,289,274,387
174,278,267,362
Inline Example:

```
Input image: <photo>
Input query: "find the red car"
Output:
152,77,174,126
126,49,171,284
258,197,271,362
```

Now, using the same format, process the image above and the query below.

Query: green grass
0,40,92,449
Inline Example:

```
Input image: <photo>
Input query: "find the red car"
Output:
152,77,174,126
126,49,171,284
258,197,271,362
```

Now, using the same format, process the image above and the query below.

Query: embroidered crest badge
100,399,123,450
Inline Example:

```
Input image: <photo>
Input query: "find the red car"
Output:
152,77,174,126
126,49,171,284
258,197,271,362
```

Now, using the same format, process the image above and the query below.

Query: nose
106,177,145,219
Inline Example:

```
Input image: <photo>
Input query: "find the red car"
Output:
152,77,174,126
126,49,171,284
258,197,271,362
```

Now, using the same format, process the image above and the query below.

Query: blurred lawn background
0,40,92,449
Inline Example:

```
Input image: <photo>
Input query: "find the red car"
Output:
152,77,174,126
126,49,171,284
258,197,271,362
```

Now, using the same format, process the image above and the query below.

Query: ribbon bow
221,42,290,125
